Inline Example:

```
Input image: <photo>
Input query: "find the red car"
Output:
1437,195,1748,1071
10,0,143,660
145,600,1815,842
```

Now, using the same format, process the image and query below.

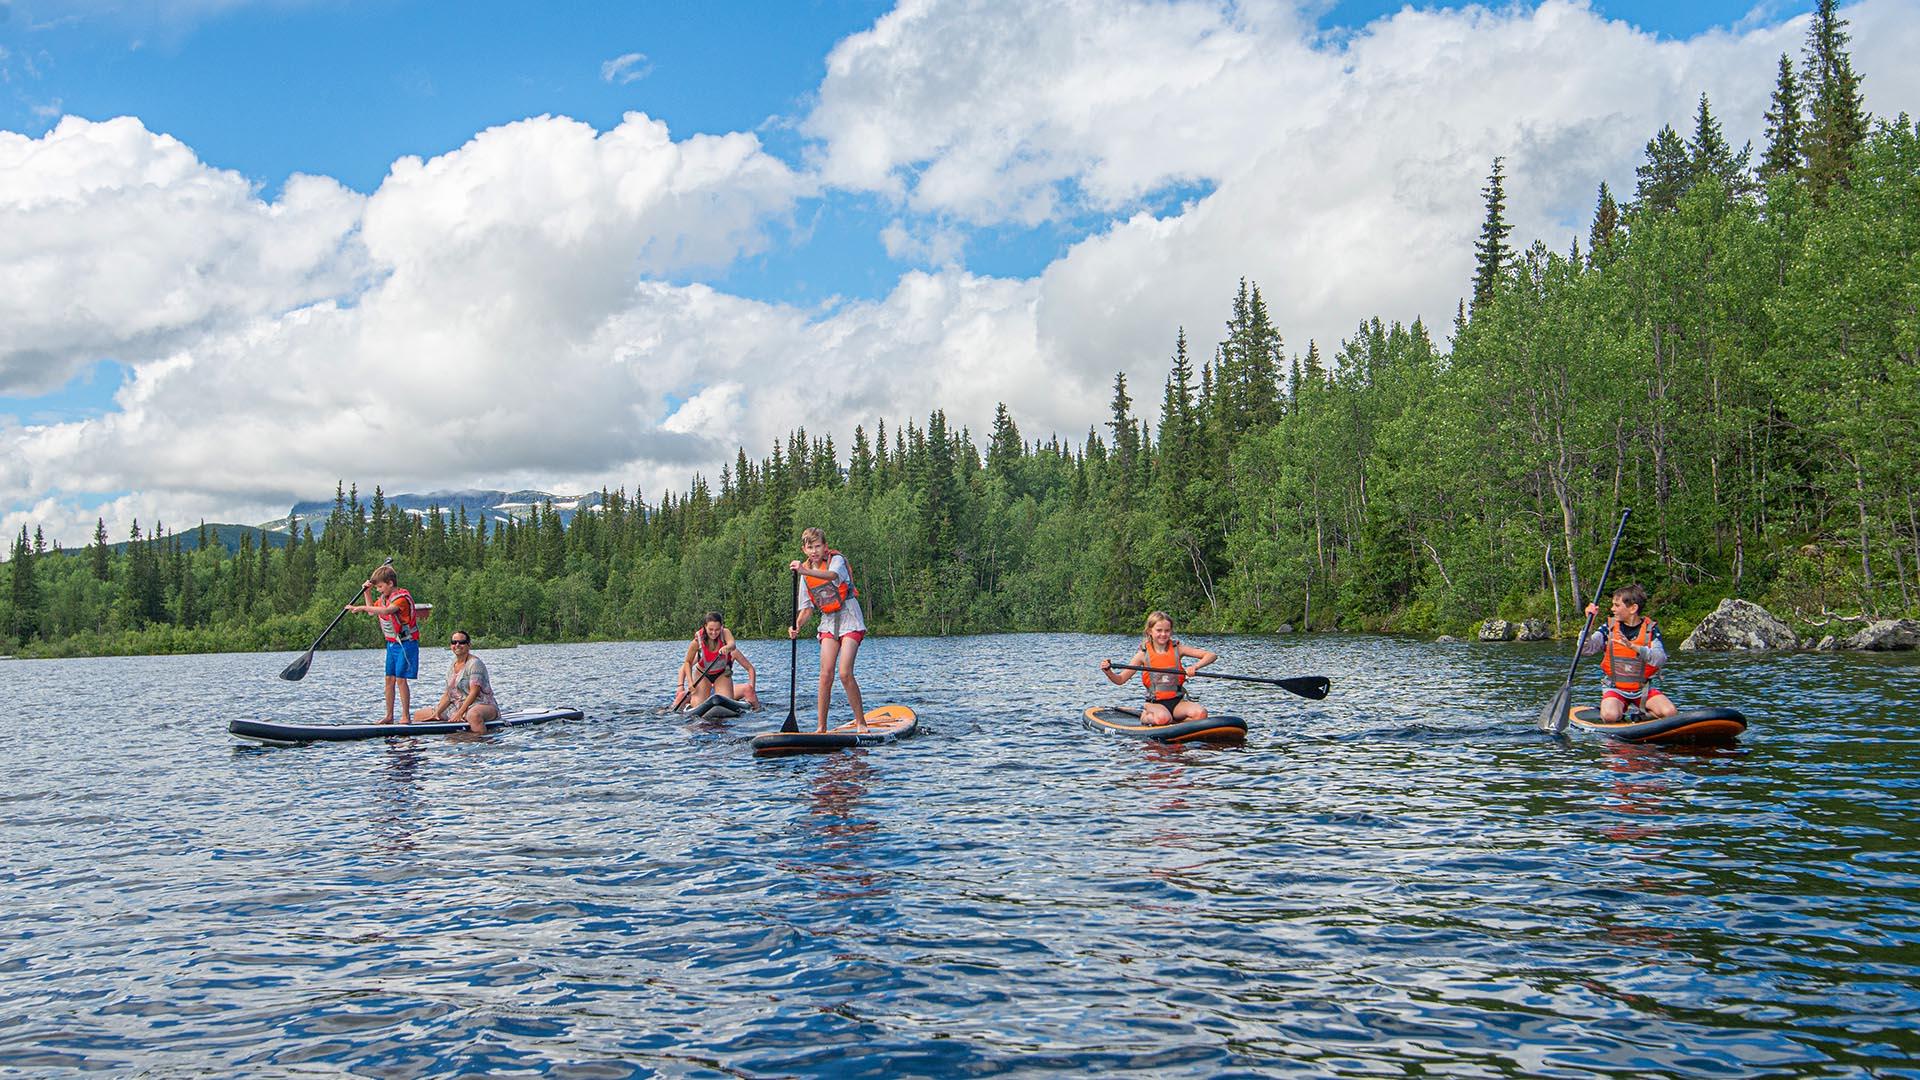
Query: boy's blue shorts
384,640,420,680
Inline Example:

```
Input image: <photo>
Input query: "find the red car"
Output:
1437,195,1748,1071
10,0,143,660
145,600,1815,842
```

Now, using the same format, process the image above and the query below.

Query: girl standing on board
411,631,500,734
1100,611,1217,726
676,611,759,710
789,527,867,732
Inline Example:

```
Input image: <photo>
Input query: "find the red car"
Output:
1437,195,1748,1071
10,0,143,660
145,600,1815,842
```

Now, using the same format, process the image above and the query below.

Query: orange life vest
695,631,732,677
1142,639,1187,702
802,549,858,614
1600,618,1659,696
379,587,420,643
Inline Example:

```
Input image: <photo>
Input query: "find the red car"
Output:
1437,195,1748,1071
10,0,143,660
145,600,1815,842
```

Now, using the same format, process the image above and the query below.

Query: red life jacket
695,631,732,677
379,587,420,643
1142,639,1186,702
1600,618,1659,696
802,549,858,614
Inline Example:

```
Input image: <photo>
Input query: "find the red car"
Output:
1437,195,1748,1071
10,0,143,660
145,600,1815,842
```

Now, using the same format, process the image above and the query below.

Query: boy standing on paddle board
1579,583,1677,722
346,565,421,725
789,527,867,733
1100,611,1218,726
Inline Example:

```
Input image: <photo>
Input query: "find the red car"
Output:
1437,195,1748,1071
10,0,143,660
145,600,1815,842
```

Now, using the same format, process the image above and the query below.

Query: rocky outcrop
1816,635,1839,651
1678,599,1800,651
1515,619,1551,641
1435,634,1460,643
1478,619,1515,642
1274,623,1294,634
1838,619,1920,651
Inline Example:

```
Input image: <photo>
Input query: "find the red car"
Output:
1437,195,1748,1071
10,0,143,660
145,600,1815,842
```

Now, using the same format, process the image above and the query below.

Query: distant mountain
108,523,288,555
259,489,605,537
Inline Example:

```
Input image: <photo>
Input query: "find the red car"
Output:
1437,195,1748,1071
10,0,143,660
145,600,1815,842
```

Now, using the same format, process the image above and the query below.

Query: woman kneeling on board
676,611,759,710
411,631,500,734
1100,611,1217,726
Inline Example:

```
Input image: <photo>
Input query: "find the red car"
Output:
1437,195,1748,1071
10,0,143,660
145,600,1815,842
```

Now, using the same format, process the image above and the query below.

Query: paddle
280,557,394,682
670,658,713,713
1108,663,1331,701
781,568,800,733
1541,507,1631,734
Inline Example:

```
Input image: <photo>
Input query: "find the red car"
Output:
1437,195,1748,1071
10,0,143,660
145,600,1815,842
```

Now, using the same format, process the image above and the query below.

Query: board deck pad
229,707,583,745
749,704,918,756
1565,704,1746,745
1082,705,1247,744
689,694,749,719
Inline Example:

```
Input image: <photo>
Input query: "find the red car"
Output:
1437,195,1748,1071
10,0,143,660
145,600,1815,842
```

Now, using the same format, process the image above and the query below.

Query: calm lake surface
3,633,1917,1077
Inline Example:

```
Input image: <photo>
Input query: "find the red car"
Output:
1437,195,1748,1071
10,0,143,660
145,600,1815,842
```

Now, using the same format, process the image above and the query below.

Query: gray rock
1816,635,1838,651
1435,635,1460,643
1515,618,1551,641
1274,623,1294,634
1478,619,1515,642
1839,618,1920,651
1677,599,1799,651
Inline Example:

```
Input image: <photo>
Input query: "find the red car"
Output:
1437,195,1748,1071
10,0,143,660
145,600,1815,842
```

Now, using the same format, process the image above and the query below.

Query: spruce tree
9,526,38,642
1471,157,1513,311
1687,93,1753,195
1588,181,1620,262
90,517,110,581
1761,53,1804,181
1634,124,1691,213
1802,0,1868,202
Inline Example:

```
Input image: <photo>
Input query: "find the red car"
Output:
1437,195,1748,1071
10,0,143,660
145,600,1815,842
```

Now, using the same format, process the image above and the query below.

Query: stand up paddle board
750,704,918,756
688,693,749,719
1564,704,1746,745
1082,705,1247,744
230,707,583,746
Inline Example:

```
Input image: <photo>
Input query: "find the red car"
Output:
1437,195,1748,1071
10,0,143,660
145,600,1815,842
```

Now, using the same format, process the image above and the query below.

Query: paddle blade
1539,683,1573,733
780,713,798,734
279,650,315,682
1277,675,1330,700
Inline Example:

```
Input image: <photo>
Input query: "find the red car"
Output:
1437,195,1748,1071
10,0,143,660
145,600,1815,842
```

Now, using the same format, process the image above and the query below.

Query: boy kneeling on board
1580,583,1676,723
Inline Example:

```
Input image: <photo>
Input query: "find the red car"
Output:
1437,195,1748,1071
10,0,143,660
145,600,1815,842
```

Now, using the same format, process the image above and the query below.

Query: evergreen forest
4,3,1915,657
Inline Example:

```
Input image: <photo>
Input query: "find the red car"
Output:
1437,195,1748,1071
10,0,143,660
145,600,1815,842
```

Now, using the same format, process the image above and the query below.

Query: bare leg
1599,695,1626,722
815,635,841,731
397,679,411,724
712,674,737,701
1172,699,1209,722
1141,701,1174,726
465,703,499,734
837,635,865,731
383,676,398,723
1643,690,1678,719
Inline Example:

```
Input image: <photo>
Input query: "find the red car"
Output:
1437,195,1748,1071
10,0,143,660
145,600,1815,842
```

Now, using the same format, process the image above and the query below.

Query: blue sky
8,0,1906,545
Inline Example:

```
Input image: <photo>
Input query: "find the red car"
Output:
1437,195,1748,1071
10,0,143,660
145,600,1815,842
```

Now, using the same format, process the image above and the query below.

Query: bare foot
376,717,395,725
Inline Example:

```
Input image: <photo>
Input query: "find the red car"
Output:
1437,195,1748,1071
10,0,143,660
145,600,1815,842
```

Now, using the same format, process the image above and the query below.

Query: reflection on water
0,634,1917,1076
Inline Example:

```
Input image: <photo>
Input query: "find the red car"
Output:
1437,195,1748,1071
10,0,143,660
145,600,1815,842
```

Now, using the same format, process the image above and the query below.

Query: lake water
2,633,1917,1077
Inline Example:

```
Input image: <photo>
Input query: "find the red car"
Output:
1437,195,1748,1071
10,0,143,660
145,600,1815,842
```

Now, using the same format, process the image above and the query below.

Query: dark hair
450,630,472,645
698,612,725,647
1613,583,1649,614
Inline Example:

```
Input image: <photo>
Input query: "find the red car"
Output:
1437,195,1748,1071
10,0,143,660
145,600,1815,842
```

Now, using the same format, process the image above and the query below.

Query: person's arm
1100,650,1144,685
732,647,756,685
1182,644,1219,671
1643,626,1668,669
675,658,692,693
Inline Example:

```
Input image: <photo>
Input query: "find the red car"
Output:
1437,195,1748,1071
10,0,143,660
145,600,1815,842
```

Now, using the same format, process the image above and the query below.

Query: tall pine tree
1471,157,1513,311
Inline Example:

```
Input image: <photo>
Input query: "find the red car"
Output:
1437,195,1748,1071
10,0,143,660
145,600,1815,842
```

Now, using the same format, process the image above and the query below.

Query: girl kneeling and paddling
1100,610,1217,726
788,526,867,733
677,611,759,710
411,631,500,734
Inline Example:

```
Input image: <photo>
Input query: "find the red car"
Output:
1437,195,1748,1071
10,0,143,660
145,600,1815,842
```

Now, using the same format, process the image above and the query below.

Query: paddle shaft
1548,508,1631,733
782,568,800,733
1109,663,1329,700
671,658,714,712
280,557,392,681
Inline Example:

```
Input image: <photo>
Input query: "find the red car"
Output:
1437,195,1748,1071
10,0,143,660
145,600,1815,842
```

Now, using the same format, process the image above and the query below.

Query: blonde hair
371,565,398,585
800,526,826,546
1140,610,1174,651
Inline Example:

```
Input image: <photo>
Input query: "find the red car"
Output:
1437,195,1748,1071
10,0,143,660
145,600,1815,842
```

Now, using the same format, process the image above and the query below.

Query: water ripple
1,634,1917,1075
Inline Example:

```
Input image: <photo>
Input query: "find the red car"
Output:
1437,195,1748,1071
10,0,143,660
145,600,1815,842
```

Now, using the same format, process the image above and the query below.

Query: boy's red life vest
1600,618,1660,696
695,632,732,678
1142,639,1187,703
379,587,421,643
802,550,858,614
